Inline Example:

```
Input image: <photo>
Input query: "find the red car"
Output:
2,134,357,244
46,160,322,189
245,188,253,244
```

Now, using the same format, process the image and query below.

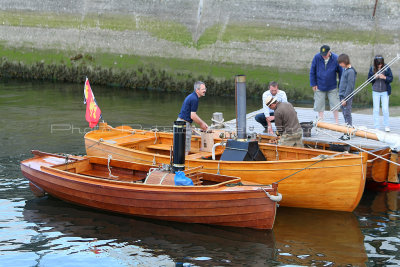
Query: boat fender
174,171,194,186
262,188,282,202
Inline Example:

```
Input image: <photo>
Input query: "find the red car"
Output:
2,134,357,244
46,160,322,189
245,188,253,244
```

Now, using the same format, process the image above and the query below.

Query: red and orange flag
84,78,102,128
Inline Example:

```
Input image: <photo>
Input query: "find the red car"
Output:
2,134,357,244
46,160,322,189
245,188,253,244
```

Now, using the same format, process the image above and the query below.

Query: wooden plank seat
147,144,224,160
118,137,156,146
186,151,223,160
146,143,172,151
146,144,200,153
79,162,145,182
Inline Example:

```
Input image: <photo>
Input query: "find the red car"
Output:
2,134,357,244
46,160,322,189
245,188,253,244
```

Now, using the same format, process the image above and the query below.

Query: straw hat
265,95,278,107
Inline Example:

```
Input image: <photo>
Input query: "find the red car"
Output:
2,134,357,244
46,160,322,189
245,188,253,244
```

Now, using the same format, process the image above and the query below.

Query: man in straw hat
266,95,303,147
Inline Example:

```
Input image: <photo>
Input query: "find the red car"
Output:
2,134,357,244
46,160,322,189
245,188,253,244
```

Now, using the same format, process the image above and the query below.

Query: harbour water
1,81,399,266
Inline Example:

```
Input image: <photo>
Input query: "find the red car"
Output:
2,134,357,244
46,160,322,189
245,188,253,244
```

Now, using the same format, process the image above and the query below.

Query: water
0,81,399,266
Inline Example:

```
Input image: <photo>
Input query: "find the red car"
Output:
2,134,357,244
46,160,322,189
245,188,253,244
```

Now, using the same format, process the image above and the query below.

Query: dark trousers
255,112,274,128
341,98,353,126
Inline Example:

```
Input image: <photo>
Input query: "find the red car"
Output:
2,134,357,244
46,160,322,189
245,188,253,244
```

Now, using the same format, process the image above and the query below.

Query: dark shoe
339,134,350,141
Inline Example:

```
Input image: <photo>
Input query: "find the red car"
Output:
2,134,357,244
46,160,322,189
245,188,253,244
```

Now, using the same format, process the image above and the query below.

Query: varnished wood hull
260,133,400,184
300,139,399,183
21,153,277,229
84,128,367,212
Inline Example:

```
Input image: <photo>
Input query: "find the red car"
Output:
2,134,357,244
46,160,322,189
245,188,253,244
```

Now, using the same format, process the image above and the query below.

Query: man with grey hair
177,81,208,154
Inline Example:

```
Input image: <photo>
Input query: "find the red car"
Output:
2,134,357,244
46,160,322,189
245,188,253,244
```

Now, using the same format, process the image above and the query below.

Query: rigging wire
330,54,400,112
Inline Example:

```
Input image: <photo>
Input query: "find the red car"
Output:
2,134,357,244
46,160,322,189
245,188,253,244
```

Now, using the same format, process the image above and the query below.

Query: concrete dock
225,107,400,149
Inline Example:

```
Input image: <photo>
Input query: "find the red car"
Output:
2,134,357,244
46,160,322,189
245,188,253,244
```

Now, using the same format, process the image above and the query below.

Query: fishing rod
330,53,400,112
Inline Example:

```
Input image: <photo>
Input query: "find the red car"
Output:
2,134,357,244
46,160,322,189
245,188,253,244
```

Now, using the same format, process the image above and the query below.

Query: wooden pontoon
21,150,279,230
84,123,367,212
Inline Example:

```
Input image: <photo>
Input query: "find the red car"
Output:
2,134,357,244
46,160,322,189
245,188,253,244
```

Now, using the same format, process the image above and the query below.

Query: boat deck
225,107,400,149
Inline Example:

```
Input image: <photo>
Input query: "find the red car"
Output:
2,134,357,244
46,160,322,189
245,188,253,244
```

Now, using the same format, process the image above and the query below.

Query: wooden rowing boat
84,123,367,212
21,150,278,229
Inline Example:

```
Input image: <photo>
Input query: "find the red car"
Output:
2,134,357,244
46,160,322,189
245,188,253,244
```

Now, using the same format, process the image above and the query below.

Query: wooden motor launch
85,123,367,212
84,75,367,212
21,150,280,230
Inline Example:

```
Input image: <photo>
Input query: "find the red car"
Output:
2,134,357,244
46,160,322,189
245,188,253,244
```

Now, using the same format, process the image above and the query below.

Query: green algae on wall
3,44,397,106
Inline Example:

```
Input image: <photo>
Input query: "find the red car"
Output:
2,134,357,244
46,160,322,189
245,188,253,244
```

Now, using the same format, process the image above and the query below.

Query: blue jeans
255,112,274,128
372,91,389,128
341,98,353,126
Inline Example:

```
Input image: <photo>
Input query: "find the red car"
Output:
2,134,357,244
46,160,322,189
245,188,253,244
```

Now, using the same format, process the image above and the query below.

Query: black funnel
220,75,266,162
235,75,247,140
172,120,186,173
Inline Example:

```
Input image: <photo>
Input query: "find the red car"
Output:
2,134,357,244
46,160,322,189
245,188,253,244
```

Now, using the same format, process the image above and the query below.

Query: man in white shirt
255,81,288,134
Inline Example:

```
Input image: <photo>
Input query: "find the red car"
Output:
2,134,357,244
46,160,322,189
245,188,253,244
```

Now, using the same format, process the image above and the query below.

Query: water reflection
356,190,400,266
23,197,276,266
21,195,372,266
275,207,367,266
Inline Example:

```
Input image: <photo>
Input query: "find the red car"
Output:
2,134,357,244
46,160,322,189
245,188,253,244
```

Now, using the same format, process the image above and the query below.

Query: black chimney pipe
172,120,186,173
235,75,247,140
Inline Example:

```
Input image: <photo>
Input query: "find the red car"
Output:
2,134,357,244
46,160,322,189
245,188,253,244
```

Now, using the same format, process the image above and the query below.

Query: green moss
196,24,222,48
139,18,193,46
197,23,395,47
1,44,399,106
0,10,395,48
0,11,191,45
0,11,76,28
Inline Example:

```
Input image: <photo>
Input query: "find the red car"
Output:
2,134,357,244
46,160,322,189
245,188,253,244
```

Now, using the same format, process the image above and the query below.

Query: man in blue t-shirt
177,81,208,153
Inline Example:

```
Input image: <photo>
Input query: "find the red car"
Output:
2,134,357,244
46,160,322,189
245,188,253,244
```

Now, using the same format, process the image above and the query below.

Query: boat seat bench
186,151,223,160
146,144,172,151
117,137,156,147
80,169,144,182
147,144,223,159
147,143,200,153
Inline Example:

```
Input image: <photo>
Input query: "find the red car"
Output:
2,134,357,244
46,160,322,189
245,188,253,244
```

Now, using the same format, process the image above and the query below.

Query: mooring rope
107,155,118,178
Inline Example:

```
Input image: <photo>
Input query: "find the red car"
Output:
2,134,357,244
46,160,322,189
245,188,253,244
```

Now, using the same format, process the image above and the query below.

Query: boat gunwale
22,157,272,193
85,135,366,166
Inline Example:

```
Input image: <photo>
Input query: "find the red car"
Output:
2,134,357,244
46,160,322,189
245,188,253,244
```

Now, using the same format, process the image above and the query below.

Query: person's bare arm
191,112,208,130
266,116,274,134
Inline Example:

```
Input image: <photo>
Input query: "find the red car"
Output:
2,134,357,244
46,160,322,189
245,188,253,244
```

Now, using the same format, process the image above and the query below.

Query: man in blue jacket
310,45,343,123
